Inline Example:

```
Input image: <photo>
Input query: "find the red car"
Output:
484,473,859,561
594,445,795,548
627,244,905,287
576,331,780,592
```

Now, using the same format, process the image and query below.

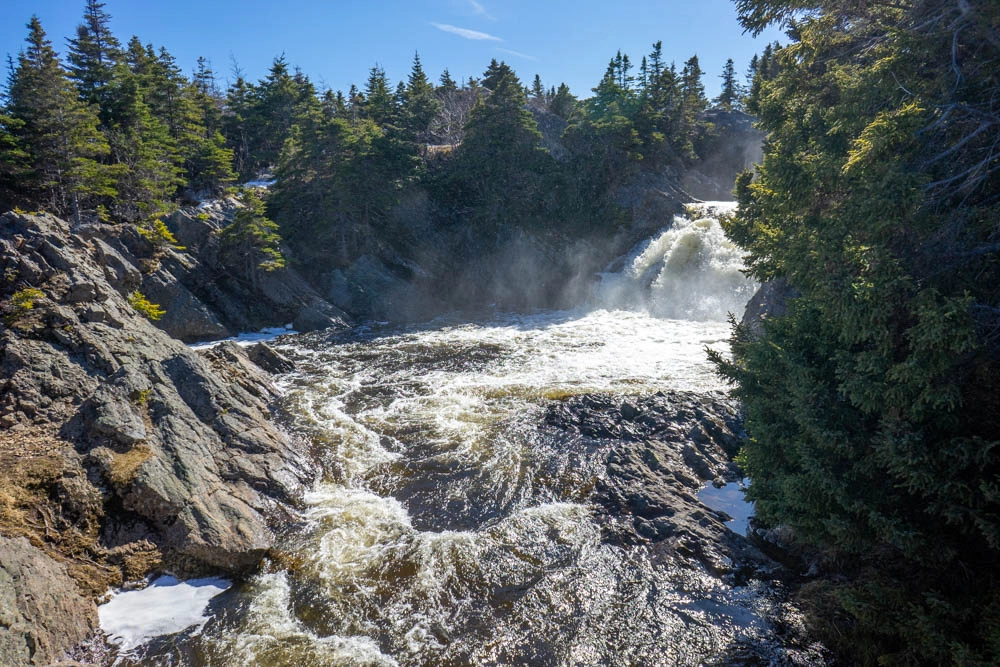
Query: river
105,203,825,665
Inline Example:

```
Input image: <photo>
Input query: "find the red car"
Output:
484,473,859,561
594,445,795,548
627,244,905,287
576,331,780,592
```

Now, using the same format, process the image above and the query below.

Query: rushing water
109,204,822,665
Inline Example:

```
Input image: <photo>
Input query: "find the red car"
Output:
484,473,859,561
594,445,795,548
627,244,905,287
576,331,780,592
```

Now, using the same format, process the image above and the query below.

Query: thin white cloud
432,22,503,41
498,48,538,61
469,0,496,20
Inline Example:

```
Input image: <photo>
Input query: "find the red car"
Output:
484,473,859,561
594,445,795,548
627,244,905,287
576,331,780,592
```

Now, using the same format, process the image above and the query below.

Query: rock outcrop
0,537,98,666
0,210,320,663
741,277,797,338
148,199,351,342
544,391,771,576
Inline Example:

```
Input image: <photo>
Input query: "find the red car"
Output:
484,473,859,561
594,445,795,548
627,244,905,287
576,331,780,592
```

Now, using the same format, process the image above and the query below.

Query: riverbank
0,210,320,665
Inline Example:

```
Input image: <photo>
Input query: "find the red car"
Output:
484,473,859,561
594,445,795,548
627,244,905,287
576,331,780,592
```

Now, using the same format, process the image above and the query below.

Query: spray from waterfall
594,202,757,321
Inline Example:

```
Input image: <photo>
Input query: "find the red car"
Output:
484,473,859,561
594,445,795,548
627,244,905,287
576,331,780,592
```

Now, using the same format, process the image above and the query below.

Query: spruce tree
102,60,181,221
403,52,442,142
186,56,235,195
438,68,458,93
220,188,285,288
648,41,664,87
674,55,707,158
0,113,30,211
549,83,576,120
456,61,550,226
679,54,707,111
223,73,255,178
588,59,634,119
481,59,506,91
718,0,1000,661
7,17,114,222
67,0,121,124
530,74,545,100
363,63,396,126
242,56,318,174
715,58,739,111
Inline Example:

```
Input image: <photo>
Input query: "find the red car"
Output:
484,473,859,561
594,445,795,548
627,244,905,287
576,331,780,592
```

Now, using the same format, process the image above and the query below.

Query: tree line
0,0,755,260
713,0,1000,662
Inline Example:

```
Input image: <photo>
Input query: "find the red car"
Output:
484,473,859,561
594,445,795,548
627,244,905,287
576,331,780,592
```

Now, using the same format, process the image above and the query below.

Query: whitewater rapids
104,203,825,665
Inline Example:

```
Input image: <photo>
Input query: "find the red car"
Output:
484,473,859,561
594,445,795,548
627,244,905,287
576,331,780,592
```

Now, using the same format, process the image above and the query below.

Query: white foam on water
225,571,400,666
596,201,756,321
243,178,277,188
99,575,230,651
129,201,806,664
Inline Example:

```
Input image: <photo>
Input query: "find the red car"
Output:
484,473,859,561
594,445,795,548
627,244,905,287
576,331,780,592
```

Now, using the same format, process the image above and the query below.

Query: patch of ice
243,178,277,188
698,481,755,536
99,575,230,651
187,324,297,350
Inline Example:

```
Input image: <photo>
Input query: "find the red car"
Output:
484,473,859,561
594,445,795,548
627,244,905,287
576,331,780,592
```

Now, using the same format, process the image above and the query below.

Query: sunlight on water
123,204,815,666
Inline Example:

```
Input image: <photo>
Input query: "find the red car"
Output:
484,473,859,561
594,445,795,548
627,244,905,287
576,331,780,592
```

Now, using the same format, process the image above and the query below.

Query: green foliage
548,83,577,120
220,189,286,285
715,58,740,111
137,218,184,252
402,52,441,142
717,0,1000,662
127,290,164,320
0,113,30,212
7,16,115,223
67,0,121,124
102,60,182,221
446,61,554,232
4,288,46,323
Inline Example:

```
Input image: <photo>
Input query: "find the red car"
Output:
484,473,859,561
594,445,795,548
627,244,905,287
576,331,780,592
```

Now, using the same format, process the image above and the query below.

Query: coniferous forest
714,0,1000,663
1,0,999,664
0,0,753,264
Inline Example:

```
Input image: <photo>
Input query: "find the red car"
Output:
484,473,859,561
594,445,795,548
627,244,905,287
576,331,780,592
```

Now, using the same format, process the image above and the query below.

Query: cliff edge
0,210,319,664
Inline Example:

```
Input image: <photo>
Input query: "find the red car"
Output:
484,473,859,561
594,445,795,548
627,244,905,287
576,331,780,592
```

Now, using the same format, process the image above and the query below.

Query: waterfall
595,201,757,321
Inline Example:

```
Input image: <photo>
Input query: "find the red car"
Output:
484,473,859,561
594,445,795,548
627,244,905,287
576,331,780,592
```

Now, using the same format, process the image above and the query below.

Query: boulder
0,537,98,667
246,342,295,374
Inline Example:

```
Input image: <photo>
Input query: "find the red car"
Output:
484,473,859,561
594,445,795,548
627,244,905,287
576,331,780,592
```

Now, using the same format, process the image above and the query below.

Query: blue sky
3,1,785,99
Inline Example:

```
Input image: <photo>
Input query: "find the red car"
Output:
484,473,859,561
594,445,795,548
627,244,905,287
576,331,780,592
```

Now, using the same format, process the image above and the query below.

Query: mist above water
106,203,812,666
595,201,756,321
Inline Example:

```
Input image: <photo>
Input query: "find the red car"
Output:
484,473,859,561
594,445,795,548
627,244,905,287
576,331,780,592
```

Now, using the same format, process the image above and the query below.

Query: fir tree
403,52,442,142
66,0,121,124
715,58,739,111
7,17,114,222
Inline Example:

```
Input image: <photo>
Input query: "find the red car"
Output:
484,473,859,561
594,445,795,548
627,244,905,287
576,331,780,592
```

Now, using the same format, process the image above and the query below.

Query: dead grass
107,443,153,488
0,427,159,597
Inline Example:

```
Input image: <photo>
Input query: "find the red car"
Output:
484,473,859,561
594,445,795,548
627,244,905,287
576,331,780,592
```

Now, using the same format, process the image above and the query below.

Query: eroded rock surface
0,537,98,667
0,210,320,663
544,391,772,576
